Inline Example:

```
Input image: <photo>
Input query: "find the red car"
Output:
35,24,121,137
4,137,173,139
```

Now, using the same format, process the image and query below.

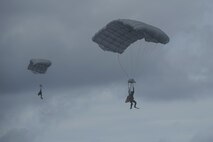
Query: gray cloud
1,89,213,142
1,0,212,100
191,129,213,142
0,128,35,142
1,1,213,141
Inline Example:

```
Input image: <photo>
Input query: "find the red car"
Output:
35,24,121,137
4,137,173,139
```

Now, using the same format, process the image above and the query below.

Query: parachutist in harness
125,79,139,109
38,84,43,99
92,19,169,109
28,59,51,100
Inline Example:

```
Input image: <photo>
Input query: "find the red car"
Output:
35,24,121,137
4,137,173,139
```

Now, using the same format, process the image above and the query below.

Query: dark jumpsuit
128,87,137,109
38,89,43,99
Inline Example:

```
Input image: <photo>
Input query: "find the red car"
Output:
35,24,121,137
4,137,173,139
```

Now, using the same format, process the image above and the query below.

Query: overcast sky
1,0,213,142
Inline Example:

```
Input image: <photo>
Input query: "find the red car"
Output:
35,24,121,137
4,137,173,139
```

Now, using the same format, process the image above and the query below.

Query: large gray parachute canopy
92,19,169,54
28,59,52,74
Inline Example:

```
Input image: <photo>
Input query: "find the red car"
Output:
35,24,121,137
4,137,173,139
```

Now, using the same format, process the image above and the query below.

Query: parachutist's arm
132,86,135,94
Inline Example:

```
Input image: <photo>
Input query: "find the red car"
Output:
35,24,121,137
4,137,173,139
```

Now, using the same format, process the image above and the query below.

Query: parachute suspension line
133,43,146,77
117,54,129,79
132,45,141,79
128,45,139,79
129,46,134,79
126,46,135,79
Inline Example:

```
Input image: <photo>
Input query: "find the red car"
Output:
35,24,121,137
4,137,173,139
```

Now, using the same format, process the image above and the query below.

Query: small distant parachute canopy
28,59,51,74
92,19,169,54
128,78,136,84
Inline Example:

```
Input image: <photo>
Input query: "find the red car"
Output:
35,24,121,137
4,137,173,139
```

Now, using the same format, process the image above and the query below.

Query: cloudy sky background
1,0,213,142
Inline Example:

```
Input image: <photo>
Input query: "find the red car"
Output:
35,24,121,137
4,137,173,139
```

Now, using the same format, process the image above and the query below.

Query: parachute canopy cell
28,59,51,74
92,19,169,54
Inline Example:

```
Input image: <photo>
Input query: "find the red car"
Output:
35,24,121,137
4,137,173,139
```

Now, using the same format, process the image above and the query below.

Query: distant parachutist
28,59,51,100
38,84,43,99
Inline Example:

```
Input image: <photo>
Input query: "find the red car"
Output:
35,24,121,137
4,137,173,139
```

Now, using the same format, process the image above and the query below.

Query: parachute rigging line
133,44,146,78
117,54,129,79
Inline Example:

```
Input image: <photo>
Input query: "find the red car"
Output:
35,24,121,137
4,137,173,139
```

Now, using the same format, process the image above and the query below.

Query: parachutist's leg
38,90,42,96
133,100,137,108
38,90,43,99
130,102,133,109
133,100,139,109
